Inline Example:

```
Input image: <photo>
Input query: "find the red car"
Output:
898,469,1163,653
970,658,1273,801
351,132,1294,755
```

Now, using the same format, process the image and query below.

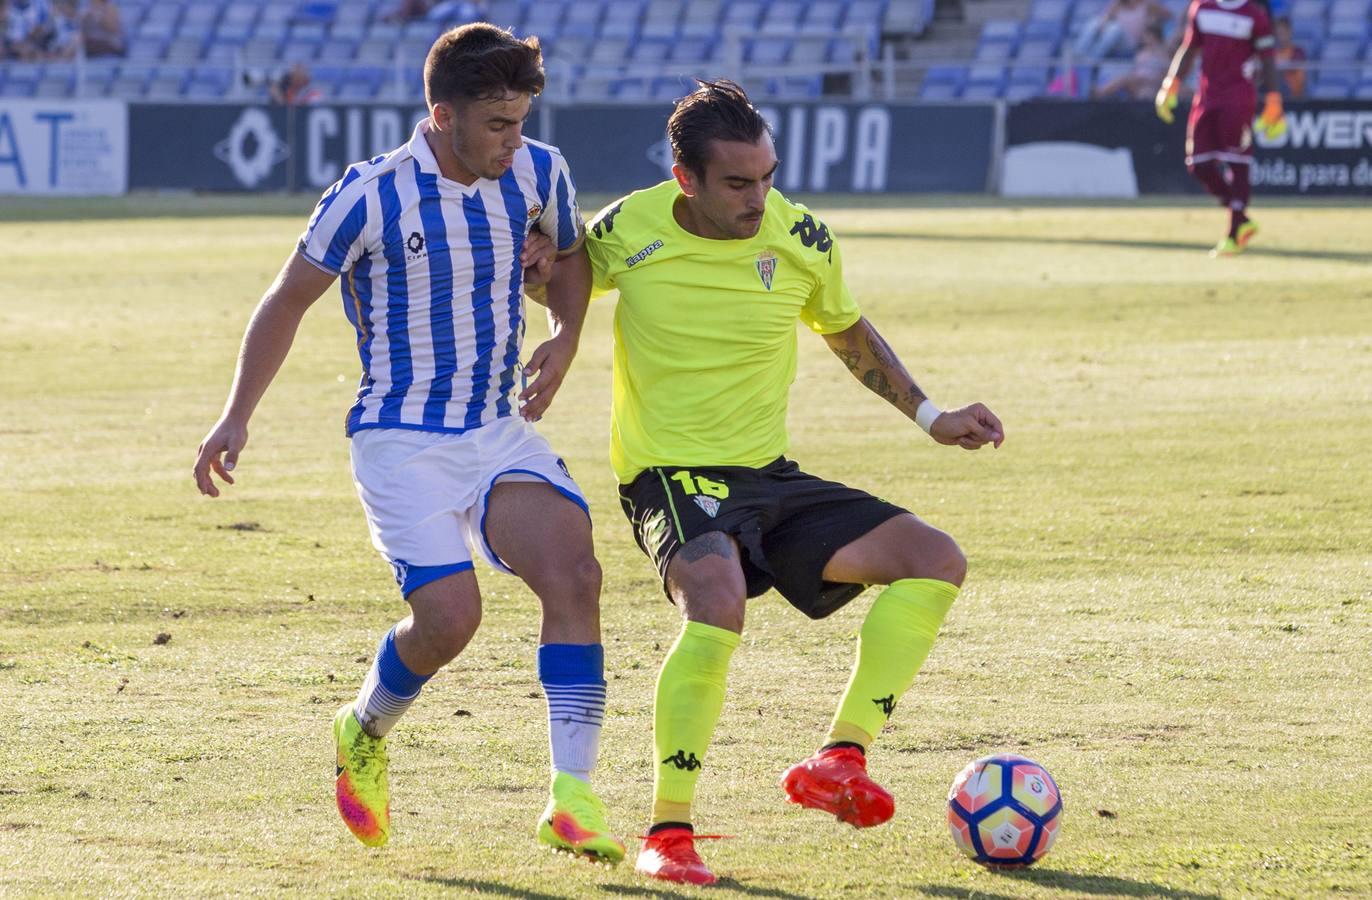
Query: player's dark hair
424,22,544,107
668,79,772,177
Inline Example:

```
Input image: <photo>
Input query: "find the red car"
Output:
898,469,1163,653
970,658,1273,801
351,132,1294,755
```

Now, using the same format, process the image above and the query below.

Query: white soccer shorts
349,416,588,597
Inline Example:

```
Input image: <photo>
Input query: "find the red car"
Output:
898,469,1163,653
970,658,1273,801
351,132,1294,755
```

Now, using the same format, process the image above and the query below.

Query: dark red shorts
1187,99,1257,166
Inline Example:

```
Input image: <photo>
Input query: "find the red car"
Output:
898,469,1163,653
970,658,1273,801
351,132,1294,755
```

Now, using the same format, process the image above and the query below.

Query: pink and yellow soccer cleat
1235,219,1259,249
334,705,389,847
780,745,895,828
536,773,625,863
635,826,718,885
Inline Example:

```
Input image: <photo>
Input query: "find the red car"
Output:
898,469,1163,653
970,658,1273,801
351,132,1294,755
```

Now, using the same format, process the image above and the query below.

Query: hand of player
521,230,557,286
520,332,578,421
1257,90,1286,140
1155,78,1179,124
193,416,249,497
929,403,1004,451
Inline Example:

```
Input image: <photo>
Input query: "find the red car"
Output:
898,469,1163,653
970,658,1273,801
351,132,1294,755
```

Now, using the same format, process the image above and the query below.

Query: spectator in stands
1074,0,1171,60
0,1,11,61
44,0,78,59
270,62,324,105
80,0,126,58
4,0,54,60
1272,17,1306,99
427,0,487,23
1092,23,1170,98
383,0,432,22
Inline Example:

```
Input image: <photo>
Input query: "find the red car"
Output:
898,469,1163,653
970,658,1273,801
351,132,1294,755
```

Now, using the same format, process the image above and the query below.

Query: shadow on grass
411,875,568,899
600,878,816,899
843,230,1372,266
920,867,1221,899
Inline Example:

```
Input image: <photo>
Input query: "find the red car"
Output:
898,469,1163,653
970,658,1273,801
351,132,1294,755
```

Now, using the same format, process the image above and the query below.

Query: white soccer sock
544,682,606,782
353,627,431,738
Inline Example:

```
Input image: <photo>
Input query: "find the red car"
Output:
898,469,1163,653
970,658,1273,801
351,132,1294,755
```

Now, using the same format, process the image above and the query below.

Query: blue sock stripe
376,627,431,698
537,643,605,685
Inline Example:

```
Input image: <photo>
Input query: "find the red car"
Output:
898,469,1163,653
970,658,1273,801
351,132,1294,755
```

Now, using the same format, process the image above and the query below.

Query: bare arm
192,251,336,496
1163,40,1198,87
1259,54,1281,95
823,316,1005,450
519,244,592,420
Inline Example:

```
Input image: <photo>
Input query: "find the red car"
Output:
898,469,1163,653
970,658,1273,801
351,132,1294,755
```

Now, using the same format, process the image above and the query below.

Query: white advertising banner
0,99,127,195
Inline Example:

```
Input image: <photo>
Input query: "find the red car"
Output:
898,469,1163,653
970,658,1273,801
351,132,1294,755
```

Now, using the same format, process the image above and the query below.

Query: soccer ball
947,754,1062,867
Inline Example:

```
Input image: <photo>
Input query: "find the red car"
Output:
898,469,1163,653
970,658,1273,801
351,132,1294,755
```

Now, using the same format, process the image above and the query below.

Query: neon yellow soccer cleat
334,705,390,847
1235,219,1259,249
536,773,626,863
1210,237,1242,258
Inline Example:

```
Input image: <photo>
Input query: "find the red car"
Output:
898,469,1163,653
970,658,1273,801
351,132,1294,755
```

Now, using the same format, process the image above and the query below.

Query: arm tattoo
835,348,861,372
865,332,896,368
525,282,548,305
678,531,738,564
862,369,900,404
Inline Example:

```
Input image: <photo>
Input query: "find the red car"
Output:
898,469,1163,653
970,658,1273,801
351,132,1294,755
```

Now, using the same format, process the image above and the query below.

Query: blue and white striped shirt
299,120,583,436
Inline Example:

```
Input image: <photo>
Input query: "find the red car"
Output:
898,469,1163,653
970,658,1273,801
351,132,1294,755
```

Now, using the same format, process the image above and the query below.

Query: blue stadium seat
722,1,765,29
127,37,169,61
1327,0,1371,17
589,37,630,63
1312,71,1355,96
801,1,845,35
961,82,1002,100
923,64,967,92
977,40,1014,61
966,63,1008,93
1289,0,1328,20
524,0,566,38
641,0,684,39
1327,17,1370,41
1018,36,1060,59
562,1,604,39
982,19,1022,42
680,0,721,37
1009,64,1052,90
670,38,712,62
829,37,862,62
601,0,645,39
486,0,524,30
843,0,886,31
294,2,340,25
792,37,828,66
1029,0,1072,24
631,37,673,61
747,37,794,65
282,40,322,62
611,77,650,98
1322,38,1363,60
761,0,806,32
1022,19,1064,41
919,82,961,100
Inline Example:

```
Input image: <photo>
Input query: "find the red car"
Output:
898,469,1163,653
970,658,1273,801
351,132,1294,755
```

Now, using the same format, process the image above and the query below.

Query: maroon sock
1188,160,1231,206
1227,163,1251,237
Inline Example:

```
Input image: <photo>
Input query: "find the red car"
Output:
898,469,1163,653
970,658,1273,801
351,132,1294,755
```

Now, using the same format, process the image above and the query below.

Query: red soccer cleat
780,746,895,828
634,827,718,886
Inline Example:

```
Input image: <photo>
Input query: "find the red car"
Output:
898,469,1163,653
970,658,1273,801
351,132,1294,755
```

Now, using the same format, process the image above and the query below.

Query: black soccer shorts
617,457,908,620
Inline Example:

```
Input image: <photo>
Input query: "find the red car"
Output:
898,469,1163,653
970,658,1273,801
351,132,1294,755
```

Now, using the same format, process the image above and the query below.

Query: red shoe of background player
780,746,895,828
635,826,718,886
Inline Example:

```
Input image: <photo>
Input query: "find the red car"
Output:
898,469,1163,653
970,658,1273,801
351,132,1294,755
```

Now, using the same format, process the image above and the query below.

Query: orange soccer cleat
635,827,718,886
780,745,895,828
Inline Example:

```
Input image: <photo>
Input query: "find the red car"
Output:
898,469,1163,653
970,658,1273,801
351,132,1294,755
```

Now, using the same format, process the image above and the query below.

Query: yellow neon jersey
586,180,860,483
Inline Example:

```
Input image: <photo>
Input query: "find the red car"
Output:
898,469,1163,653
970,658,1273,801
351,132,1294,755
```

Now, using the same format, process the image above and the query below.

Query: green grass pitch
1,196,1369,898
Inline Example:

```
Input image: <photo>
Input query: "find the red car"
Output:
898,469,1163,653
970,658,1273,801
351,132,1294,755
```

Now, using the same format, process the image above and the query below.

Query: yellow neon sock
651,621,740,826
827,578,959,749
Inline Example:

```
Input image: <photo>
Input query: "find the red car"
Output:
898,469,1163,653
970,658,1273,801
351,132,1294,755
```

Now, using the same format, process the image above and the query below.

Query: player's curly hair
669,80,772,177
424,22,545,107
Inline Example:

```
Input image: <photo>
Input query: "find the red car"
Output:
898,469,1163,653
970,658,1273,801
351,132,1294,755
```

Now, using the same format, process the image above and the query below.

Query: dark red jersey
1183,0,1275,108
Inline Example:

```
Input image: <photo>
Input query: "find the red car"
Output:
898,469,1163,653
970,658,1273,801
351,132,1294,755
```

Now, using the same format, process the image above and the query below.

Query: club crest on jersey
693,495,721,518
756,251,777,290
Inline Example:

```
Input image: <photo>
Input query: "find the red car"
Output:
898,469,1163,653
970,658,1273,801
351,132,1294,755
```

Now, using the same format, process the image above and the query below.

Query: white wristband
915,399,941,435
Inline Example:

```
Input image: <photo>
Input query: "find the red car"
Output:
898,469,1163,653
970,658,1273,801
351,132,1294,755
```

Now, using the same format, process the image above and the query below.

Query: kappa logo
390,559,410,588
693,495,721,518
590,201,623,238
626,239,664,267
873,694,897,718
213,108,290,188
790,213,834,260
662,749,702,771
755,250,777,290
